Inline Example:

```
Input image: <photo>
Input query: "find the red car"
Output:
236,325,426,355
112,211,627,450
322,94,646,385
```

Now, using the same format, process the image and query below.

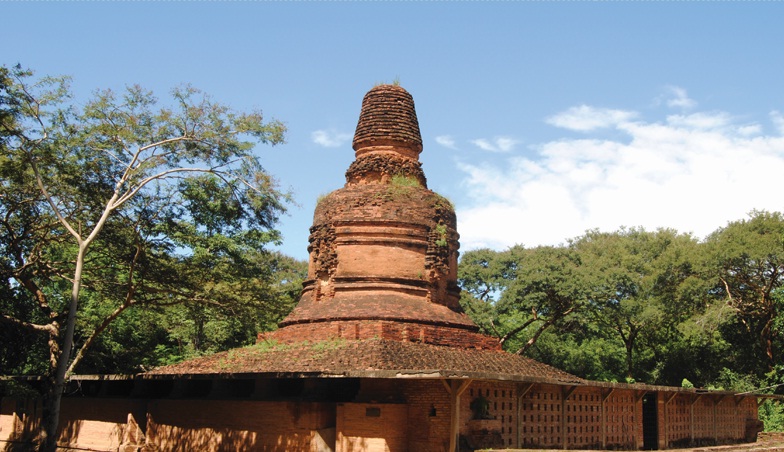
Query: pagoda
271,84,497,350
1,85,765,452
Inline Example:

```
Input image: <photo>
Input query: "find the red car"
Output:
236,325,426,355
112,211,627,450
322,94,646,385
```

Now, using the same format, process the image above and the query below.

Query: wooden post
516,383,533,448
561,386,577,450
443,379,472,452
601,388,615,450
634,391,646,451
690,394,702,444
713,395,725,444
663,392,677,449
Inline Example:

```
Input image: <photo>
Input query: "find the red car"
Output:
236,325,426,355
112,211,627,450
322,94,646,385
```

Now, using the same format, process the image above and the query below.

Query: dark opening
276,378,305,398
183,379,212,398
105,380,135,397
642,393,658,450
226,379,255,398
145,380,175,398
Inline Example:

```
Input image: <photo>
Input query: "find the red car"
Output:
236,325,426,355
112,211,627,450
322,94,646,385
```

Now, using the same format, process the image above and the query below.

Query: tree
459,245,585,354
572,228,703,381
0,65,287,450
706,210,784,373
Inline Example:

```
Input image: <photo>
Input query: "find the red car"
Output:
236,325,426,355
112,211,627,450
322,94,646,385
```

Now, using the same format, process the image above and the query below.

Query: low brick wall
146,400,335,451
336,402,408,452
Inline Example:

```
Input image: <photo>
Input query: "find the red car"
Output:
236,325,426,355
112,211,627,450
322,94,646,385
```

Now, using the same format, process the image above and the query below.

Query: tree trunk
761,312,775,372
41,245,86,452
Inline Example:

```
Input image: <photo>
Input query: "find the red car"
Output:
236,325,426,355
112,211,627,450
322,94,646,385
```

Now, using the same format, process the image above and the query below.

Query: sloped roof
144,337,584,385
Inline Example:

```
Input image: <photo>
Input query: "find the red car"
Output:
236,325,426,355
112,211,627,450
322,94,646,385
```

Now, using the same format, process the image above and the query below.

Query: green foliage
0,64,297,447
760,400,784,432
460,219,784,388
705,210,784,373
0,63,291,359
434,223,448,247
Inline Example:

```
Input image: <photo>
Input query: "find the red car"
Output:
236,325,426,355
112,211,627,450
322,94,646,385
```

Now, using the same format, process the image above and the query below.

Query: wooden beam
601,389,615,449
561,386,577,450
635,390,647,403
444,379,473,452
516,383,534,448
662,392,677,448
690,394,701,443
714,394,727,443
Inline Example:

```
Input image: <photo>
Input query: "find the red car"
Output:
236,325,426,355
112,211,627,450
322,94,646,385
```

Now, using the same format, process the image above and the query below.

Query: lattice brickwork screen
666,394,691,445
565,389,602,449
716,397,756,442
693,396,714,440
465,382,518,448
519,385,562,448
604,391,639,449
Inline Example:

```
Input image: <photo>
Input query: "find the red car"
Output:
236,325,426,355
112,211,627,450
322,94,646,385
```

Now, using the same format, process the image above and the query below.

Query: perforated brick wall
604,390,641,449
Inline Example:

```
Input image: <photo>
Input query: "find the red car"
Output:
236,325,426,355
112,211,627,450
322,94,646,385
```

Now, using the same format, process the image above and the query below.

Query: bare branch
0,312,55,335
112,166,227,209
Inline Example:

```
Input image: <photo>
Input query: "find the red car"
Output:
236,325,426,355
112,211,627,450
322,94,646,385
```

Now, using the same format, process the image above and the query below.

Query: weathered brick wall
0,397,40,445
58,398,146,450
265,320,500,350
1,397,144,450
463,381,518,449
665,393,692,446
605,389,641,450
146,400,335,452
336,402,407,452
519,384,562,449
564,387,604,449
663,393,758,447
401,380,452,452
2,383,763,452
693,395,716,441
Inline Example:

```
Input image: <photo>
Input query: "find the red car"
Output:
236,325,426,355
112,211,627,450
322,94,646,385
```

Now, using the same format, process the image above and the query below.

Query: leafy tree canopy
0,64,294,450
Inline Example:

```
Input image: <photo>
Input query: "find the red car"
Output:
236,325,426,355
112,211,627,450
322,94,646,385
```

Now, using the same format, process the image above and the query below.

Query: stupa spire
345,84,427,187
274,84,498,351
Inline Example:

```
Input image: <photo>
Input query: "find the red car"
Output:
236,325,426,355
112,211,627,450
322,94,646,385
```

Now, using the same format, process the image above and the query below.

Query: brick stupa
271,85,499,350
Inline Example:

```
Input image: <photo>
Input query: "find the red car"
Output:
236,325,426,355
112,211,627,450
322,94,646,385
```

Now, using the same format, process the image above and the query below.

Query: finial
352,84,423,156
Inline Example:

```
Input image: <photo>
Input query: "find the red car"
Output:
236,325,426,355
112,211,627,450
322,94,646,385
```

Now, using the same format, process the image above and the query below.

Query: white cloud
435,135,458,149
312,129,352,148
457,104,784,252
471,136,520,153
666,112,732,130
546,105,638,132
772,111,784,135
664,86,697,109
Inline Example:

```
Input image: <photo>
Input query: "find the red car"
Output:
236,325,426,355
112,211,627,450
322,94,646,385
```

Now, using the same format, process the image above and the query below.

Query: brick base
261,320,501,350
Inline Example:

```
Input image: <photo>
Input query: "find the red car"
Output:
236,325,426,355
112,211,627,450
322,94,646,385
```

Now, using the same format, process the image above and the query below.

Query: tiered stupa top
275,85,498,350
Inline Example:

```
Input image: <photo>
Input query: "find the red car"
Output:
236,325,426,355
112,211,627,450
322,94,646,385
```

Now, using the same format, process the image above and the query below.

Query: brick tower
275,84,498,350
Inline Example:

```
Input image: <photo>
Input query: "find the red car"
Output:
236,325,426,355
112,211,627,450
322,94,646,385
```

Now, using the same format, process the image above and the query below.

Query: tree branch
0,312,55,335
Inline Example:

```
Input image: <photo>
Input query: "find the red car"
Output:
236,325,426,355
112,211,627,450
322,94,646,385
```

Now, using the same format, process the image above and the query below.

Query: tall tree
572,228,703,381
459,245,585,354
0,65,287,450
706,210,784,373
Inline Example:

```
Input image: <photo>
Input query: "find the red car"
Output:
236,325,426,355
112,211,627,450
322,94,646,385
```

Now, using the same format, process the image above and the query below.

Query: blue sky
5,2,784,261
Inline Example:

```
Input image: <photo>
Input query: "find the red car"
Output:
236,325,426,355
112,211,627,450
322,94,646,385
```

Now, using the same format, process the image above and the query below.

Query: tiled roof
145,338,585,385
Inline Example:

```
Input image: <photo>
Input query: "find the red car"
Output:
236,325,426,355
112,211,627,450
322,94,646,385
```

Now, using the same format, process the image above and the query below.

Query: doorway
642,392,658,450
